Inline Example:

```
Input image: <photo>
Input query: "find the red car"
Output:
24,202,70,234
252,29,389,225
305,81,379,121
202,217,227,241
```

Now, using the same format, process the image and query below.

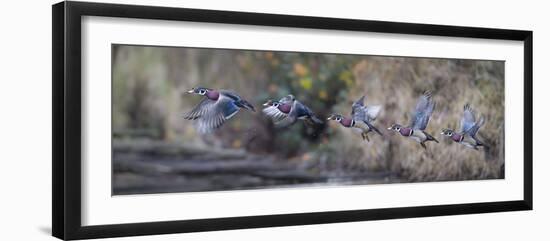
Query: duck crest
206,90,220,101
278,103,292,114
340,117,353,127
399,127,413,137
451,133,464,142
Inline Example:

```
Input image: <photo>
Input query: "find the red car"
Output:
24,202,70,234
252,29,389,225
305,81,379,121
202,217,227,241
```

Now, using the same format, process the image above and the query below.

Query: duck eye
199,90,205,94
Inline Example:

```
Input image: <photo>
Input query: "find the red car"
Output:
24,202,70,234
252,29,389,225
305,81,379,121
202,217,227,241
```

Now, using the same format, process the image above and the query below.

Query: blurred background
112,44,504,195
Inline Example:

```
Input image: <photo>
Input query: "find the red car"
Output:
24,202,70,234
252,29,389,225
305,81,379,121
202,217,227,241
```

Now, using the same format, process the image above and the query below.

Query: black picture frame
52,1,533,240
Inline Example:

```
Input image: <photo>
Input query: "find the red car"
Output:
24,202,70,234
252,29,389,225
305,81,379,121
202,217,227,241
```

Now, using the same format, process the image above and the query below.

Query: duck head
280,94,296,104
187,87,211,95
263,100,280,107
328,114,353,127
387,124,402,132
327,114,344,122
441,128,455,137
188,87,219,100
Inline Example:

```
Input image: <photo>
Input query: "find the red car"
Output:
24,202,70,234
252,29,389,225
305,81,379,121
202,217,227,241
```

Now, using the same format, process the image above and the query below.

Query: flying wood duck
184,87,255,133
388,91,439,149
262,94,322,128
441,103,486,150
327,95,383,142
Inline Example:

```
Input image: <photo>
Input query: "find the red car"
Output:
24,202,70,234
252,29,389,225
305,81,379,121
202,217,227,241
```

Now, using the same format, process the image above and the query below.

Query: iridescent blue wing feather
221,90,255,112
294,100,323,124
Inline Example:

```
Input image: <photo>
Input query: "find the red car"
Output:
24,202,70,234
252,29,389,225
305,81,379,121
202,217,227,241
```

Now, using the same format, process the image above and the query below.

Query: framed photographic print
52,1,533,240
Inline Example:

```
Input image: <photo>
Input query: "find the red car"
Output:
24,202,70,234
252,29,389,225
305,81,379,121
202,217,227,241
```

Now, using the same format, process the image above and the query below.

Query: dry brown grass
323,57,504,181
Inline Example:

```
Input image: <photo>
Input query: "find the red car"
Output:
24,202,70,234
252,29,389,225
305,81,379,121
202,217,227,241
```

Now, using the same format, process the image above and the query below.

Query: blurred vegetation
112,45,504,194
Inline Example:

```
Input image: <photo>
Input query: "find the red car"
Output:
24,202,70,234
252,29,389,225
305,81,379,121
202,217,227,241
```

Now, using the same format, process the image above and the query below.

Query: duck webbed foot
361,132,370,142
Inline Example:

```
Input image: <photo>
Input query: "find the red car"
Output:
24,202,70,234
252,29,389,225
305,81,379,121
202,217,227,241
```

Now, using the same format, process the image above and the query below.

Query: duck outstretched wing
273,101,298,128
352,96,381,122
461,104,477,133
262,103,288,122
410,91,435,130
191,95,240,133
184,97,216,120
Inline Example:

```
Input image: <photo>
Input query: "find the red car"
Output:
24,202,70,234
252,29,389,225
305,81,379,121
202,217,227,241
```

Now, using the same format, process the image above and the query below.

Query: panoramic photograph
111,44,505,195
